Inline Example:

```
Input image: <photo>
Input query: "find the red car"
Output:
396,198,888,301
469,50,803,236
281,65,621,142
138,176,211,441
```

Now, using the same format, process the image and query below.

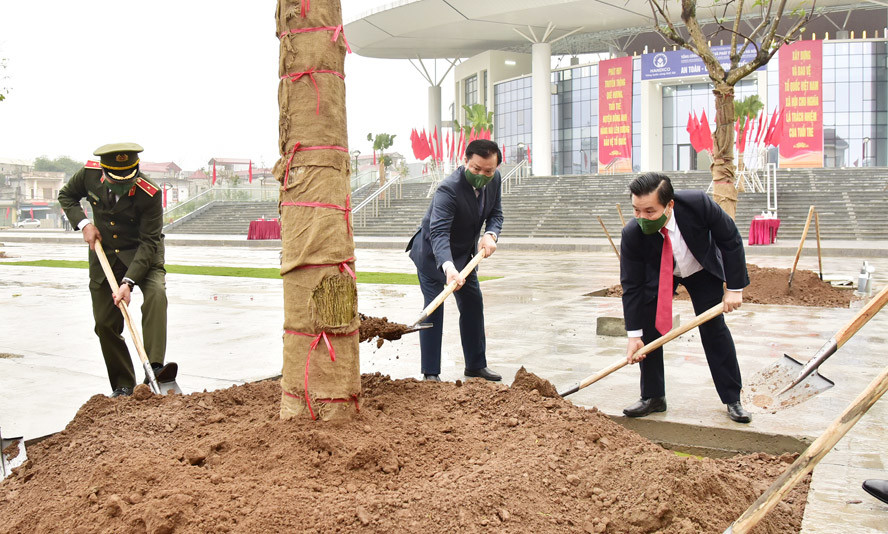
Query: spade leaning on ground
58,142,169,398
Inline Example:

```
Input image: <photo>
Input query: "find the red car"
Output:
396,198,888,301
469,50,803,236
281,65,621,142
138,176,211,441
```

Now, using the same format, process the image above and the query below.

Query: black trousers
416,268,487,375
638,269,743,404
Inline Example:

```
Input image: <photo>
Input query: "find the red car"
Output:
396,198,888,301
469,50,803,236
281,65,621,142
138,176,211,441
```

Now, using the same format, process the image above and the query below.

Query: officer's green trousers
89,259,167,391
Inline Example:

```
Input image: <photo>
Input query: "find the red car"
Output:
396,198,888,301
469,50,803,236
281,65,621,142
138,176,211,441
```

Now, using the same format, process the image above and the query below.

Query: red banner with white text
779,40,823,168
598,56,633,173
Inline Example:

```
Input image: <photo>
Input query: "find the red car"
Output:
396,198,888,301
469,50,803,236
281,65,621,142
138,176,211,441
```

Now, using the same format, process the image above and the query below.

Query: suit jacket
59,164,165,284
620,189,749,331
407,166,504,281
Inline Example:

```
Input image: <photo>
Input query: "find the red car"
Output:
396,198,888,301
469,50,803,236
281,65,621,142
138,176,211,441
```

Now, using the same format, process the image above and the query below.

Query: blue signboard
641,45,763,80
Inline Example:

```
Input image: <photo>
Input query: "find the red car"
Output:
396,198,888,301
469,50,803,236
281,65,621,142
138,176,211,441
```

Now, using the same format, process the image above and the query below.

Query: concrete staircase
165,182,382,235
167,169,888,242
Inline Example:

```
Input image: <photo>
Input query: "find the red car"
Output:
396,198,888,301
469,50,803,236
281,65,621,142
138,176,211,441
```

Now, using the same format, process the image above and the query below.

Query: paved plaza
1,230,886,532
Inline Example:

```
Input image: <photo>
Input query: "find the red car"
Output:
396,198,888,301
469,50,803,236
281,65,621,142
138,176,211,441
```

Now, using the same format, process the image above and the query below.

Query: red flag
769,108,785,147
763,108,778,146
372,149,376,166
700,110,713,152
163,185,168,208
501,144,506,164
738,117,750,153
457,128,465,160
433,126,442,162
5,207,9,221
686,113,698,152
249,160,253,184
212,161,217,186
424,129,435,161
526,144,531,165
29,208,34,219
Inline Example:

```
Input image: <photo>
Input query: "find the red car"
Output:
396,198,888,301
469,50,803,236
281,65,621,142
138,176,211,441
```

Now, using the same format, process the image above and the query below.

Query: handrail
501,160,529,195
162,187,279,226
353,174,403,227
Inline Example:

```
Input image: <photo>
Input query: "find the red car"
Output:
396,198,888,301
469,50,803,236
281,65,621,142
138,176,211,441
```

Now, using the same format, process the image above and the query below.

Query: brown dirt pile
511,366,560,398
605,264,852,307
0,374,807,533
359,313,412,346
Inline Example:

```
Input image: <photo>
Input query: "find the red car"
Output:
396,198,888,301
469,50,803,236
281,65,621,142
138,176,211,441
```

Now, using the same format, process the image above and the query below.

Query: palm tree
455,104,494,137
734,95,764,134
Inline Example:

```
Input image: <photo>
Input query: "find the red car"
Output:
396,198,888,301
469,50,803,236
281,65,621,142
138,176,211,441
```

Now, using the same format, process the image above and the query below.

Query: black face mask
104,167,138,196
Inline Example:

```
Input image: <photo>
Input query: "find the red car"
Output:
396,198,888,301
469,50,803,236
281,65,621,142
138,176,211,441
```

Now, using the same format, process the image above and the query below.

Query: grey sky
0,0,454,171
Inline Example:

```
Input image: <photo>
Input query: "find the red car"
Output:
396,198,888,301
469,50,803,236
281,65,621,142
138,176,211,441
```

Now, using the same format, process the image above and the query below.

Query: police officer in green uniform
58,142,168,397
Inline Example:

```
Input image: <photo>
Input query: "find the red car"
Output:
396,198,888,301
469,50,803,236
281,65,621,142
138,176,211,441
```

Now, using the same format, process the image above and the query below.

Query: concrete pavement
0,229,886,532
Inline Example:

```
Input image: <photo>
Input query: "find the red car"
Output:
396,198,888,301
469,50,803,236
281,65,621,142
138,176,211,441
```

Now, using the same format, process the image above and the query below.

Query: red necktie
655,227,673,335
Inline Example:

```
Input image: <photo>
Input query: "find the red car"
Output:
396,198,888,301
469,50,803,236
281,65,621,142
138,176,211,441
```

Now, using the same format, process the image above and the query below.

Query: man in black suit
620,172,752,423
407,139,504,382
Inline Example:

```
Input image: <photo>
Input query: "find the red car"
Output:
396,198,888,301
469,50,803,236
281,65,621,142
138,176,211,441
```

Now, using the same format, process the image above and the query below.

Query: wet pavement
1,229,886,531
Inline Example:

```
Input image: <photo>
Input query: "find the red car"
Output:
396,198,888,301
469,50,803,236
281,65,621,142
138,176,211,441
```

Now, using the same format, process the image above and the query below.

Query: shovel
724,363,888,533
742,283,888,412
1,425,27,480
408,249,487,328
559,302,725,397
787,205,815,287
94,245,182,395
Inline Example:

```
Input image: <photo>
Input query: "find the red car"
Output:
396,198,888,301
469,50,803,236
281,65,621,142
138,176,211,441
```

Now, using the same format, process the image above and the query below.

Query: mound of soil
604,264,852,308
0,374,808,533
359,314,412,347
511,366,560,398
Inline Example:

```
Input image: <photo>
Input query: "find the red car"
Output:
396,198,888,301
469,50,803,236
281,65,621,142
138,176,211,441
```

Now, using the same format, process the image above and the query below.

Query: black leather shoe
423,374,441,382
623,397,667,417
144,362,178,384
464,367,502,381
726,401,752,423
862,479,888,504
110,387,133,398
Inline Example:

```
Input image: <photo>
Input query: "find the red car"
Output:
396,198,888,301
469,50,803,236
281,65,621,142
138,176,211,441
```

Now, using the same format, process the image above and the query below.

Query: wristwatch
124,280,135,290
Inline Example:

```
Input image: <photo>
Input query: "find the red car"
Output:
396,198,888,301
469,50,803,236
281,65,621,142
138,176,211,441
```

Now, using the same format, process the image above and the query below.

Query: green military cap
94,142,144,179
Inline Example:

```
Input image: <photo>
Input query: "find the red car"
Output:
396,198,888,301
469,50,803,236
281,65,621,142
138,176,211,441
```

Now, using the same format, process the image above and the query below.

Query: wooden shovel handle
577,302,724,391
725,363,888,534
410,249,487,327
94,246,154,372
835,283,888,349
597,216,620,260
790,206,816,276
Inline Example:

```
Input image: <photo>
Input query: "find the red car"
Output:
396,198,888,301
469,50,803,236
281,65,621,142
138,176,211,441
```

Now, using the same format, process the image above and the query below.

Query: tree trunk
275,0,360,421
711,83,738,219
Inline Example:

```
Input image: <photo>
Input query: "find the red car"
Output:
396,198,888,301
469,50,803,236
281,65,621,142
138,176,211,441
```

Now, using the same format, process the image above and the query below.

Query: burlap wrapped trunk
275,0,359,420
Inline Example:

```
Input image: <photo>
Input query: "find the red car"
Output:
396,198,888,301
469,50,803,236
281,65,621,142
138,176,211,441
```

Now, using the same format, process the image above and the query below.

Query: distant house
206,158,271,186
140,161,188,208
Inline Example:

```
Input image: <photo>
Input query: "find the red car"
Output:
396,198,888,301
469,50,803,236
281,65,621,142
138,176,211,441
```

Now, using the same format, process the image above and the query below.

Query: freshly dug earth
359,313,412,345
0,374,808,533
605,264,852,308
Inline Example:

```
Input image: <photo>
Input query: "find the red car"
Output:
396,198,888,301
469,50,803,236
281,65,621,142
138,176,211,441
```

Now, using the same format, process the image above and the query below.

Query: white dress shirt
626,211,738,338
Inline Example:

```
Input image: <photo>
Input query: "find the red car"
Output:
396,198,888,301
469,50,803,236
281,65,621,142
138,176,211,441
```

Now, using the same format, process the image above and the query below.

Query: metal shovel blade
1,427,27,480
741,355,835,413
403,323,433,335
153,362,183,395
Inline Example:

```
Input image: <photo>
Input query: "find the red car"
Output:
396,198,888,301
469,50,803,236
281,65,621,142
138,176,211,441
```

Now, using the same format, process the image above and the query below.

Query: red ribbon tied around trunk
281,68,345,115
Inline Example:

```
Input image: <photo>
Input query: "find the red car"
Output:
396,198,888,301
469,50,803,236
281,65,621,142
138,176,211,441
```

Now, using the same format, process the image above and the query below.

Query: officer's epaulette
135,177,158,197
85,160,101,169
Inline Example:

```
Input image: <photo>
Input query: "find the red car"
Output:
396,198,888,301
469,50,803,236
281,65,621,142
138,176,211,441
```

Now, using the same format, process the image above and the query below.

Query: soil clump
359,313,412,347
604,264,852,307
0,374,808,533
511,366,560,398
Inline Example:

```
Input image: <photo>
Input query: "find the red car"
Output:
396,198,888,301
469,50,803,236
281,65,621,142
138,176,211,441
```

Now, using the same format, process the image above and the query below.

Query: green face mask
107,180,135,197
636,211,669,234
464,169,494,189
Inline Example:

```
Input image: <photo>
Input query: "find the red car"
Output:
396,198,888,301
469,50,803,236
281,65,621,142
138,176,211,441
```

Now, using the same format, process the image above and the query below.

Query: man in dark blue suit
620,172,752,423
407,139,504,382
